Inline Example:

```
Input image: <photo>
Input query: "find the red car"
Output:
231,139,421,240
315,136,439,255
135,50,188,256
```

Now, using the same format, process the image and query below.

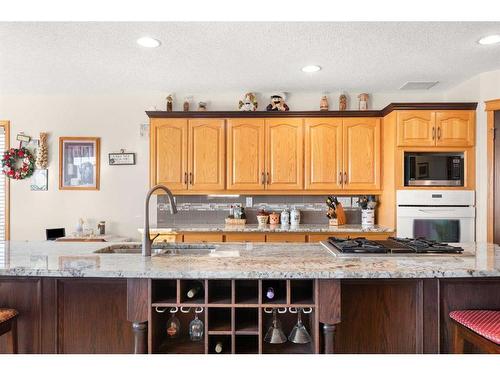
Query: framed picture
108,152,136,165
59,137,100,190
31,169,48,191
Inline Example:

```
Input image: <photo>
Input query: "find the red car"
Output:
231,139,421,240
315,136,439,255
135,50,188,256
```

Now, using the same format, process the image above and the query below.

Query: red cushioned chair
449,310,500,354
0,308,18,354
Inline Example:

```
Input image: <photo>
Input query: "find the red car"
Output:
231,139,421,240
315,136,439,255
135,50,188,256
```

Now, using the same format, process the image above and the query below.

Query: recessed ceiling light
137,37,161,48
301,65,321,73
478,34,500,45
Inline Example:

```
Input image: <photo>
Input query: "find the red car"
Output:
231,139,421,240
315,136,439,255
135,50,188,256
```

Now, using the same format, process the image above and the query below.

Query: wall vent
400,81,438,90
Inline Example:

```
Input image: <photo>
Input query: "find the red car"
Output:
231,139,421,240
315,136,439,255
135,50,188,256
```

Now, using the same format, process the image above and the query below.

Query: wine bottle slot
187,284,202,299
214,342,223,353
266,287,275,300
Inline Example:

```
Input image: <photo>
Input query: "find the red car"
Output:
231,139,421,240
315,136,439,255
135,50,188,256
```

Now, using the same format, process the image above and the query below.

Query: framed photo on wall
59,137,100,190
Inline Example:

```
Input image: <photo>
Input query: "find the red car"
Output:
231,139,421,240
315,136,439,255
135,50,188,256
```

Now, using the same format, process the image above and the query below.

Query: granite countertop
0,240,499,279
139,224,394,234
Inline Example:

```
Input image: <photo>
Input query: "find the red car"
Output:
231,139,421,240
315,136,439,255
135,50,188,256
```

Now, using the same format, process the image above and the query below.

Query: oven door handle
417,209,456,214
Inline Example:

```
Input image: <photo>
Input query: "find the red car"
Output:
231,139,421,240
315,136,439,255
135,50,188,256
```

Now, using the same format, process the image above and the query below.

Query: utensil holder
361,209,375,227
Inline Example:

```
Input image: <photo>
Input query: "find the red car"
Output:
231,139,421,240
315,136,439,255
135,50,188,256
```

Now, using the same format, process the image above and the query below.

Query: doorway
495,111,500,244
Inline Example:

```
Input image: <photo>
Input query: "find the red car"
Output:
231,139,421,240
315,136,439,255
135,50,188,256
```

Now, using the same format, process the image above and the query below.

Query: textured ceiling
1,22,500,94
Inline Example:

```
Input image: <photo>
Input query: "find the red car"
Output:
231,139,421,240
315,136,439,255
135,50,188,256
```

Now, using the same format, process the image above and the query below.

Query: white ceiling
1,22,500,94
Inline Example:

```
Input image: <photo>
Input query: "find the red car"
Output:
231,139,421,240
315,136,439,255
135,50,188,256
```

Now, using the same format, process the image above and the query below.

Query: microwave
404,152,464,187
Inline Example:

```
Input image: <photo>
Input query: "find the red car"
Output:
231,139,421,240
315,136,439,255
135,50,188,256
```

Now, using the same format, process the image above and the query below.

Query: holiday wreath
2,147,35,180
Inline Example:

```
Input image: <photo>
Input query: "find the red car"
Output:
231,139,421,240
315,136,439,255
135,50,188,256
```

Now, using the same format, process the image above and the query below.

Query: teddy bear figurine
238,92,258,111
266,93,289,111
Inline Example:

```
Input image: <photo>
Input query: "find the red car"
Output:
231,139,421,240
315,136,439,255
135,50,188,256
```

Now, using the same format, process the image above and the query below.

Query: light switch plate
246,197,253,207
352,197,360,208
337,197,352,207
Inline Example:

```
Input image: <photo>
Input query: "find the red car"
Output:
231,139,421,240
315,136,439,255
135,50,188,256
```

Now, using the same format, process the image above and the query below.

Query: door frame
486,99,500,242
0,120,10,240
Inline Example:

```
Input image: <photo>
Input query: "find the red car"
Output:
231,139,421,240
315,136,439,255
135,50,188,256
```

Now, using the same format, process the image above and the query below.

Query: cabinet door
304,118,343,190
227,119,265,190
265,118,304,190
224,233,266,242
435,111,475,147
397,111,436,146
188,119,225,191
343,118,381,190
266,234,306,243
150,119,188,190
183,233,224,243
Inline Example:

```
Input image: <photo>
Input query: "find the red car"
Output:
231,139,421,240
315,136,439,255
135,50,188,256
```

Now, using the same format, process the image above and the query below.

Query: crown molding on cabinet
146,102,478,118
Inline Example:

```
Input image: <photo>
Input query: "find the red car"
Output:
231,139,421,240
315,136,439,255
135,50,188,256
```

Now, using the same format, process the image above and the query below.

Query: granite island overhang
0,241,499,354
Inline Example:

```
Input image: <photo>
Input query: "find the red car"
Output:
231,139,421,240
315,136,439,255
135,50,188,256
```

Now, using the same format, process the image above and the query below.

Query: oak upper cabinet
150,118,188,190
265,118,304,190
397,111,435,147
304,118,343,190
435,111,475,147
188,119,225,191
343,118,381,190
226,119,266,190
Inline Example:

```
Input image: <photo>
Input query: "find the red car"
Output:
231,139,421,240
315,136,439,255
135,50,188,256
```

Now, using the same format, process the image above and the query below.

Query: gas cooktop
322,237,464,257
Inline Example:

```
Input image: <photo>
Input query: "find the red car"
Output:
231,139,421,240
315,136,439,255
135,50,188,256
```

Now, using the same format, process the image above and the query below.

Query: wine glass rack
150,279,319,354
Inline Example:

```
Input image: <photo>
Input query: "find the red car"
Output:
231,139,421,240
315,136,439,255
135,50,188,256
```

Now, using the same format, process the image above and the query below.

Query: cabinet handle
339,171,343,184
184,172,188,185
344,172,348,184
189,172,193,185
261,172,265,185
438,127,441,140
432,127,435,140
267,172,270,184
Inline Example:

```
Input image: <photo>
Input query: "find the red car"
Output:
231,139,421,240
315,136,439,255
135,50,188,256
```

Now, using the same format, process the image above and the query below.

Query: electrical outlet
246,197,253,207
352,197,360,208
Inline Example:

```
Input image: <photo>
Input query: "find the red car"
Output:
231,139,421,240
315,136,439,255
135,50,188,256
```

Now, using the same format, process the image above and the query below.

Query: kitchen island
0,240,499,354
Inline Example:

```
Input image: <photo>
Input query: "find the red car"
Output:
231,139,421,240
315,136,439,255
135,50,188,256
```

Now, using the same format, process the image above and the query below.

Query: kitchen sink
94,243,217,256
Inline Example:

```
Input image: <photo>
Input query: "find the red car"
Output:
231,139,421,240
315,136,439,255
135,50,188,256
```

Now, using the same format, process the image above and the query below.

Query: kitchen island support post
318,279,341,354
323,324,337,354
132,322,148,354
127,279,150,354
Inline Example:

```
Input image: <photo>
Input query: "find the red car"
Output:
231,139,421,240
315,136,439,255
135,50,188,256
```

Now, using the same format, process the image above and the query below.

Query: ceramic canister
269,212,280,225
361,209,375,226
280,208,290,225
290,207,301,225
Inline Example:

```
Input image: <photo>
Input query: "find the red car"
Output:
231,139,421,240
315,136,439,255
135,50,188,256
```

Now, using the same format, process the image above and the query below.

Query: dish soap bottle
290,206,301,226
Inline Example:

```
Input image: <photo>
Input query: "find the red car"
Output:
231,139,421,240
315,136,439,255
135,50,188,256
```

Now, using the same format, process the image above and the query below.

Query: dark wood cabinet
0,277,133,354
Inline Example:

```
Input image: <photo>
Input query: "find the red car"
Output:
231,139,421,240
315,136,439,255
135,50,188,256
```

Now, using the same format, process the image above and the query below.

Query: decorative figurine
320,95,329,111
166,94,173,112
238,92,258,111
183,97,191,112
339,94,347,111
358,93,369,110
266,93,289,111
197,101,207,111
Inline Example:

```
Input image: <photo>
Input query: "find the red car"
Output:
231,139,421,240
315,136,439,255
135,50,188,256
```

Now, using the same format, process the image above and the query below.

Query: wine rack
150,279,319,354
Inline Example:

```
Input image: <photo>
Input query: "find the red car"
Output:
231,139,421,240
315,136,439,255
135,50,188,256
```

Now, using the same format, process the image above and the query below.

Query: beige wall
0,89,475,241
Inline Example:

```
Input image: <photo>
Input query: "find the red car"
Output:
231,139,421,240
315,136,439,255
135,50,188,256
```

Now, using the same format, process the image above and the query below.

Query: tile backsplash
157,195,368,226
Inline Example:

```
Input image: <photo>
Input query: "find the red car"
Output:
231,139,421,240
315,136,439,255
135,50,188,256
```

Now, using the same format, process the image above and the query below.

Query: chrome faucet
142,184,178,256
